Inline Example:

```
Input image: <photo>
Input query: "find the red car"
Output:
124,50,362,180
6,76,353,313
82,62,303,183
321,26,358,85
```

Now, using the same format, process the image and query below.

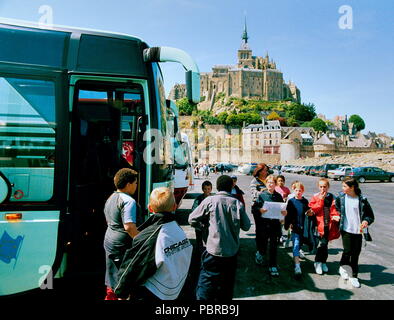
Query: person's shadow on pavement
357,264,394,289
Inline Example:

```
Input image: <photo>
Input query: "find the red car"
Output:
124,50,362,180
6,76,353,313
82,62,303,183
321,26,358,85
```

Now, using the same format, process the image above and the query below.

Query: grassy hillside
177,96,316,128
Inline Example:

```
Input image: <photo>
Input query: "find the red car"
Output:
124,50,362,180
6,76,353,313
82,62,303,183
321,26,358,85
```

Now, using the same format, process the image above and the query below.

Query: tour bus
0,19,200,296
166,100,194,206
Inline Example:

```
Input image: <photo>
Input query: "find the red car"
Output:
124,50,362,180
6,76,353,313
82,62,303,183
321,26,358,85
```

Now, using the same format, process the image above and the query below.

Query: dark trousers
253,213,281,267
195,229,205,255
196,250,237,301
340,231,363,277
315,226,330,263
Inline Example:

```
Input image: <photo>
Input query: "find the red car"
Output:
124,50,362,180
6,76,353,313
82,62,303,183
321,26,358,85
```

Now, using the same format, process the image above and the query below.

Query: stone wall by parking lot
286,151,394,172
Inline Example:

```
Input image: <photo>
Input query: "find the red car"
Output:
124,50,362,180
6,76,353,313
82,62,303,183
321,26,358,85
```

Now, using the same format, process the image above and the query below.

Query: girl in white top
335,177,375,288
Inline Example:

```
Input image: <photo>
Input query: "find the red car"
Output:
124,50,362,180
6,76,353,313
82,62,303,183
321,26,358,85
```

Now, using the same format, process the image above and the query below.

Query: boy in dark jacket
231,175,245,205
114,187,193,300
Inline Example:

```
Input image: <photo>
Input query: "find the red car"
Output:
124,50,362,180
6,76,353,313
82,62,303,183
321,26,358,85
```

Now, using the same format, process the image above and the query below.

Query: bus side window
0,77,56,203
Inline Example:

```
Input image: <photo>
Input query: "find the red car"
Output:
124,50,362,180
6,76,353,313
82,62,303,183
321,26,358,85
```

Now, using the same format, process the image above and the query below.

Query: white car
327,166,353,181
238,163,257,175
288,166,301,173
292,166,304,174
281,165,293,173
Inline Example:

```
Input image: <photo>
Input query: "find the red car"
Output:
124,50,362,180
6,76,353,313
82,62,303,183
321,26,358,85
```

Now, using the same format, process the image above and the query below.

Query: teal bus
0,19,200,296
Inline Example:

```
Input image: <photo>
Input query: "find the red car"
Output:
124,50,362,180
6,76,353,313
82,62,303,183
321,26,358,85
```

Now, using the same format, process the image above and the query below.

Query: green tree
286,103,316,122
245,112,262,124
225,114,238,126
309,118,328,132
176,97,197,115
286,117,298,127
205,116,220,125
226,114,243,126
217,112,229,124
349,114,366,131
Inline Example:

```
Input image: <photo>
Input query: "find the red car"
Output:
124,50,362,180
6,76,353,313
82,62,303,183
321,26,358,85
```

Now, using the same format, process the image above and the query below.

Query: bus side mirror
143,47,200,104
186,70,200,104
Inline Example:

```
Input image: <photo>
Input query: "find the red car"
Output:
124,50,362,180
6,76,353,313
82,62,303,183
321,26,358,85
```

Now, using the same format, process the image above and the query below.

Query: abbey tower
199,19,301,104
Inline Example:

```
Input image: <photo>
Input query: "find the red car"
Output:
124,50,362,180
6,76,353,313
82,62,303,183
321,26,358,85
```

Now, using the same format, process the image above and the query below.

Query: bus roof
0,18,145,43
0,18,150,77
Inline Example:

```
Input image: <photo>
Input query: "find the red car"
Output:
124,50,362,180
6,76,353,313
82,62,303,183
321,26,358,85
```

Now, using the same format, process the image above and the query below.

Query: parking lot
178,170,394,300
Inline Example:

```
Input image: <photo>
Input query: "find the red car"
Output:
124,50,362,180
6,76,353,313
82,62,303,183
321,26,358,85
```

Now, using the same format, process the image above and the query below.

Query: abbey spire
242,16,249,46
238,16,253,68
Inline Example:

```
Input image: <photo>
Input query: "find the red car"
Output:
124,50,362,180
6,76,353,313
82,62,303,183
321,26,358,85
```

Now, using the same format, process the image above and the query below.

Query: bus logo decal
0,231,24,269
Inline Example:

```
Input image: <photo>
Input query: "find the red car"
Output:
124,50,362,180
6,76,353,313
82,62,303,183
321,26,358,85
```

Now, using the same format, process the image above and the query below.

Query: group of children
250,163,375,289
103,164,375,301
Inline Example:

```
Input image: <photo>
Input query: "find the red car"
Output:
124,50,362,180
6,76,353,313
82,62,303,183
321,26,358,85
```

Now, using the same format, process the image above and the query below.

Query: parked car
317,163,350,178
327,166,353,180
344,166,394,183
281,165,293,173
291,166,304,174
215,163,238,173
304,166,313,175
238,163,258,175
297,165,309,174
310,165,321,176
286,166,297,173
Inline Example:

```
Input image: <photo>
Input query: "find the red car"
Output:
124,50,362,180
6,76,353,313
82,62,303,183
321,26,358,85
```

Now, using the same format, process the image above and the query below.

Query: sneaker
349,277,361,288
339,266,350,280
255,252,264,265
299,249,306,259
314,262,323,275
295,264,302,275
322,263,328,273
269,267,279,277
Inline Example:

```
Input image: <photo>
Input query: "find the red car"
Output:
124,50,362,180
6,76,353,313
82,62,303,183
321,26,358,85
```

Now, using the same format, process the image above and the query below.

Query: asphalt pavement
177,171,394,300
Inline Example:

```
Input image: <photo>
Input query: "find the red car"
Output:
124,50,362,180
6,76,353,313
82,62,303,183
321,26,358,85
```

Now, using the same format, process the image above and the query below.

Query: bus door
67,79,147,273
0,76,60,296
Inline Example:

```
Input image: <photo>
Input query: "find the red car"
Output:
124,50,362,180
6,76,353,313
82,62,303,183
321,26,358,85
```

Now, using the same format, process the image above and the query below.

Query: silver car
327,166,353,181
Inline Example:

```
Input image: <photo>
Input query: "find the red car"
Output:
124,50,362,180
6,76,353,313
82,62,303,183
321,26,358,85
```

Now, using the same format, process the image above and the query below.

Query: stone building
199,20,301,105
242,119,282,155
242,118,315,155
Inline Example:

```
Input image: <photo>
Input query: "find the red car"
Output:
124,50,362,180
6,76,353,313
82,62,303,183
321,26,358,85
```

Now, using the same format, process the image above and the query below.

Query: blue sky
1,0,393,136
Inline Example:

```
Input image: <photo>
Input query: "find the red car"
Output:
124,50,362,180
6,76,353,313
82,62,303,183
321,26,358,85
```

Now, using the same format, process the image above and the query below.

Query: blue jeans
291,232,301,258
